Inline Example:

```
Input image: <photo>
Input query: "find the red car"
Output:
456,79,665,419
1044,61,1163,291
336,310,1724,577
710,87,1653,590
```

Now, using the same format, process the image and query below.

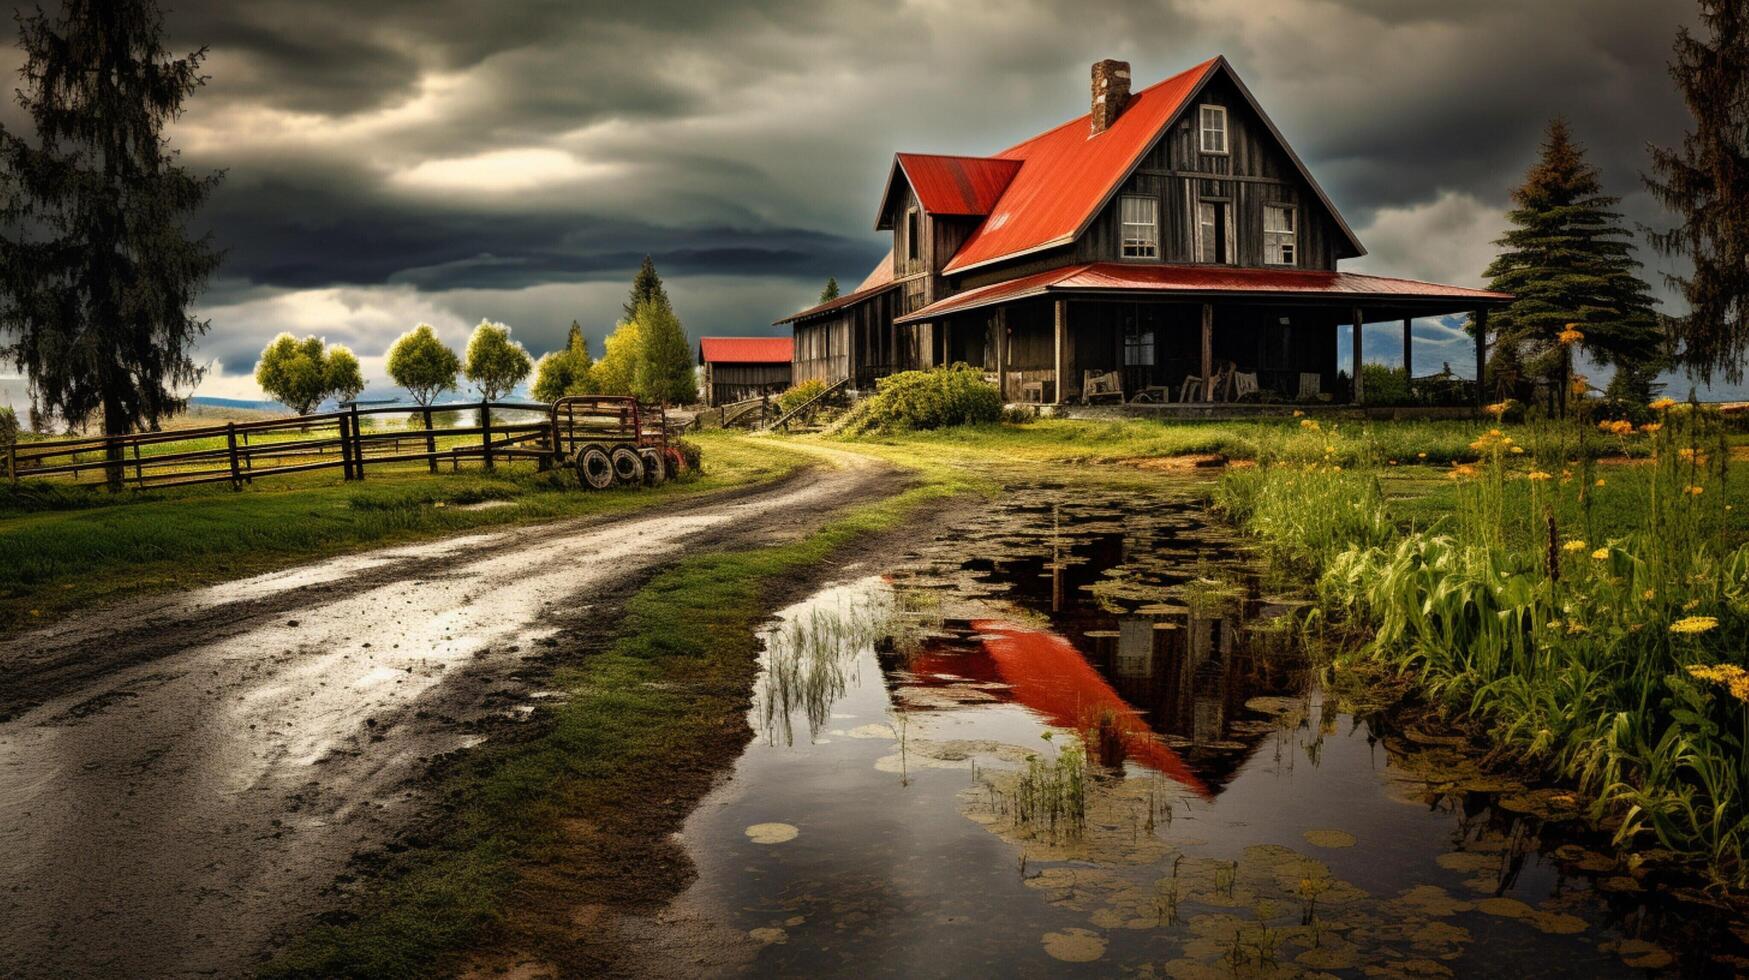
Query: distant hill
189,395,284,412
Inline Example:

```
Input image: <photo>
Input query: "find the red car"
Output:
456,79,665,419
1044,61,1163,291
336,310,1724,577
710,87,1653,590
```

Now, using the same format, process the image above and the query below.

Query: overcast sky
2,0,1729,402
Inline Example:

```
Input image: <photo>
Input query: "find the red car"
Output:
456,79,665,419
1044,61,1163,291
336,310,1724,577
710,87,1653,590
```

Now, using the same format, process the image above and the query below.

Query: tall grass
1218,404,1749,884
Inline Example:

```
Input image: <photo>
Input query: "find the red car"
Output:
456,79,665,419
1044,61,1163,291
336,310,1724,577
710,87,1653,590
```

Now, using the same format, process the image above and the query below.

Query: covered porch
894,264,1512,410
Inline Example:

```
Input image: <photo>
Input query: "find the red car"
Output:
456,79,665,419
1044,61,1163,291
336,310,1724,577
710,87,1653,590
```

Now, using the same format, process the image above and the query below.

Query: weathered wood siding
703,362,791,406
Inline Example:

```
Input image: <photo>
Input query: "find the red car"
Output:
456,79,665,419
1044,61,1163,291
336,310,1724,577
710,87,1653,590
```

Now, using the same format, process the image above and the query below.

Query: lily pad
745,822,799,844
1303,828,1357,848
1041,927,1106,962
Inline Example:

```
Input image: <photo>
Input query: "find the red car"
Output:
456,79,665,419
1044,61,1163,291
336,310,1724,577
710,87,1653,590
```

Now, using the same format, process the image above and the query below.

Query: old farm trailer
552,395,688,490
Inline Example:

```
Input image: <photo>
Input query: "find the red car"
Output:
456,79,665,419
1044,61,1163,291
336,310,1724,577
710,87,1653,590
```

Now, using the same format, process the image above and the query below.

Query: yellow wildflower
1650,397,1677,411
1557,326,1584,346
1528,470,1553,482
1687,663,1749,702
1595,478,1606,487
1642,589,1656,601
1299,418,1320,431
1641,422,1663,434
1292,409,1304,417
1511,446,1525,454
1684,485,1704,496
1591,547,1610,560
1562,539,1588,553
1684,598,1702,611
1566,620,1589,634
1416,452,1427,459
1598,419,1635,436
1672,616,1718,635
1485,402,1510,418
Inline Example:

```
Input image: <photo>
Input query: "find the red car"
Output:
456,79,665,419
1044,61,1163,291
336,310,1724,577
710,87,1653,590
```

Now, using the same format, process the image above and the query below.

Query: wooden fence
4,400,567,491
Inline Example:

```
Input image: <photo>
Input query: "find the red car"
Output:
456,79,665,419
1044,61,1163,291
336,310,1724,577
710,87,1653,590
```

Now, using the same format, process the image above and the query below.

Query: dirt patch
1117,453,1230,472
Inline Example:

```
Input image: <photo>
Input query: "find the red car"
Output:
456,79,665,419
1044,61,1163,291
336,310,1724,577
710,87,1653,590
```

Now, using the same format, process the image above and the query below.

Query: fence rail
3,399,673,492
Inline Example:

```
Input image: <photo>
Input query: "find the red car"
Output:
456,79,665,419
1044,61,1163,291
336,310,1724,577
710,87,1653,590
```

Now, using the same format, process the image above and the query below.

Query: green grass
0,431,810,634
263,462,964,978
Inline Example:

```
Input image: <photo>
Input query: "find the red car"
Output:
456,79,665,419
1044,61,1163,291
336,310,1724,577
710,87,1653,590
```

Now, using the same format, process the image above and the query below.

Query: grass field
0,431,810,634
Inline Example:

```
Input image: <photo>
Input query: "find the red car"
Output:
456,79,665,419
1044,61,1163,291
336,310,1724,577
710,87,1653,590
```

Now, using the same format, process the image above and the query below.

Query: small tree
592,319,643,395
1645,0,1749,385
0,404,18,453
463,320,533,402
385,323,460,407
531,321,595,402
253,334,366,415
820,276,840,303
1483,119,1659,408
632,297,697,404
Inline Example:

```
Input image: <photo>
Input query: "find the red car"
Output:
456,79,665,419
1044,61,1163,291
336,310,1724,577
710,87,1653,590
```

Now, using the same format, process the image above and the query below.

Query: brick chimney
1090,59,1132,134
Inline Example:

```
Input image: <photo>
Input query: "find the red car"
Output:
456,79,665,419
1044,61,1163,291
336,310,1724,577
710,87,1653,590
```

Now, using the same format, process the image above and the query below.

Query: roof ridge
993,56,1222,157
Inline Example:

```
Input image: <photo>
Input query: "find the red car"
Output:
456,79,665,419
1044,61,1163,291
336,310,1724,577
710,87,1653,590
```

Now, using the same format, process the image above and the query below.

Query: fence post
5,441,14,484
480,399,494,472
350,403,365,480
339,414,355,480
226,422,242,491
131,442,143,488
423,406,436,473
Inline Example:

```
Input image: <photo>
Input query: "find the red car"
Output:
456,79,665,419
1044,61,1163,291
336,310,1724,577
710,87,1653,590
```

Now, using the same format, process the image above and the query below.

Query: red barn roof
877,154,1023,224
894,263,1511,324
698,336,793,364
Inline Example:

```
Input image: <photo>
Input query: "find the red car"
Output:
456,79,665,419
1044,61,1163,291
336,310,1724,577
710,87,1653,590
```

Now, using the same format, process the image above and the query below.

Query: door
1197,200,1232,264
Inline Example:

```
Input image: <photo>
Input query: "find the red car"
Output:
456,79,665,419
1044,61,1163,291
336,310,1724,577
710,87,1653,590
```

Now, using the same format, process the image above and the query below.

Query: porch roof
893,263,1513,324
773,249,900,325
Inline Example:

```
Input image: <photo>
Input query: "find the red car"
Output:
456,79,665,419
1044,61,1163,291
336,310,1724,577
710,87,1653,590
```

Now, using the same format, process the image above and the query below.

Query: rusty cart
550,395,687,490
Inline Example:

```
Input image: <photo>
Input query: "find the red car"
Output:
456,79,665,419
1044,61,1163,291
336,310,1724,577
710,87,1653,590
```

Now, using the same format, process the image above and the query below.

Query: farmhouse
698,336,793,406
776,57,1510,407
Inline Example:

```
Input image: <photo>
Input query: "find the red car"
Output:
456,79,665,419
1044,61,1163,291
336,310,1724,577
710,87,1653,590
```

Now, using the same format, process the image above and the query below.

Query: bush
832,366,1003,437
671,437,703,472
776,379,827,416
1360,364,1411,405
0,405,17,451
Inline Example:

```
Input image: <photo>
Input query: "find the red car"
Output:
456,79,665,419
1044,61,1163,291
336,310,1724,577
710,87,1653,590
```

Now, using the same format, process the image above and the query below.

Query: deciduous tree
530,321,595,402
463,320,533,402
253,334,366,415
385,323,460,407
591,320,642,396
1645,0,1749,384
0,0,223,487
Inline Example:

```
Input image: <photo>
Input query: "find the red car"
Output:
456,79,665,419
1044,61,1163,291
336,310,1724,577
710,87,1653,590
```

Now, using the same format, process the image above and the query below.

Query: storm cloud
0,0,1710,399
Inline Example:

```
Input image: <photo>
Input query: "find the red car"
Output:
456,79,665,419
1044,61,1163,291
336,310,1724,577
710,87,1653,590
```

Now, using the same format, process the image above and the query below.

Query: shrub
832,366,1003,437
1360,364,1411,405
776,379,827,416
0,405,17,451
671,437,703,472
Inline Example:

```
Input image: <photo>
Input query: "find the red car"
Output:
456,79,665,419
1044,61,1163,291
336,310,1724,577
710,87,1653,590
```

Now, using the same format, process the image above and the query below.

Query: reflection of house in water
911,497,1303,792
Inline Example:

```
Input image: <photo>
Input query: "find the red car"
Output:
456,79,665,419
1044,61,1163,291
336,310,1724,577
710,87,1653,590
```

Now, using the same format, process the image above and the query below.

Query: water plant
1219,401,1749,884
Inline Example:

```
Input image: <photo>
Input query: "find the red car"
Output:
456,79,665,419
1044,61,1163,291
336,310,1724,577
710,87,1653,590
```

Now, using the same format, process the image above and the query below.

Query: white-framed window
1119,195,1159,259
1196,200,1232,264
1198,104,1228,154
1264,204,1297,265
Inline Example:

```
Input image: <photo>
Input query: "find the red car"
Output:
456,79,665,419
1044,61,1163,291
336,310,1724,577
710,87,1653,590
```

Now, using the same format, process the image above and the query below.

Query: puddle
665,487,1746,977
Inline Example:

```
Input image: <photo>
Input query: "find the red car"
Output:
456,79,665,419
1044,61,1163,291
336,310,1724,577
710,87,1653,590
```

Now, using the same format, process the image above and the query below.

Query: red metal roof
939,59,1218,275
773,249,898,325
879,154,1023,223
894,263,1513,323
698,336,793,364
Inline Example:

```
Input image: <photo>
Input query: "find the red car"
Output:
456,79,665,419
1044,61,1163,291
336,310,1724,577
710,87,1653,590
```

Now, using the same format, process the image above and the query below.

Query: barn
776,56,1510,408
698,337,794,407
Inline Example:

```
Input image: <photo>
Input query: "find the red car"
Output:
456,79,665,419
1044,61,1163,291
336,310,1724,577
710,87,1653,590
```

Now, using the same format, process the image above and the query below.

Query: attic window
1264,204,1297,265
1120,196,1158,259
1198,105,1228,154
906,207,920,263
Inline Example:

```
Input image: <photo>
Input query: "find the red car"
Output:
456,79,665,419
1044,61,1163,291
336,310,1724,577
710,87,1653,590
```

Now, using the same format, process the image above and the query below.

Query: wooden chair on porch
1081,369,1124,404
1297,372,1324,402
1178,374,1204,402
1232,371,1260,401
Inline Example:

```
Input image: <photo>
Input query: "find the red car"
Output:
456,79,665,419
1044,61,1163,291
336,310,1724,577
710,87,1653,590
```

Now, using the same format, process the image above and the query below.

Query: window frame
1118,194,1160,260
1198,104,1228,155
905,207,921,264
1195,198,1234,265
1263,203,1298,266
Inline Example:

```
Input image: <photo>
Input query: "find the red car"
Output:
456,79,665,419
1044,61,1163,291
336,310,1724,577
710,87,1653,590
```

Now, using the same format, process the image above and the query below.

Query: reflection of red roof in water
905,619,1210,799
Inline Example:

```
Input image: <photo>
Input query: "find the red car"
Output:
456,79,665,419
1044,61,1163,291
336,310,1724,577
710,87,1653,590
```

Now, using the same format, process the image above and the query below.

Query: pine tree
632,297,697,405
1483,119,1660,406
623,255,671,321
1645,0,1749,385
820,276,840,303
0,0,222,487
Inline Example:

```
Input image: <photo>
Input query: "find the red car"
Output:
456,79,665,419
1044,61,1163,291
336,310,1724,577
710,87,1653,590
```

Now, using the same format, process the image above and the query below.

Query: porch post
995,307,1008,401
1053,298,1067,405
1200,303,1214,402
1350,306,1365,404
1474,308,1488,408
1401,318,1413,384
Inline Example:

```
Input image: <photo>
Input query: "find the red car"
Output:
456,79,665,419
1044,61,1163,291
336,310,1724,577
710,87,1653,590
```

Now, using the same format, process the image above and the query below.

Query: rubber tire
575,444,614,489
610,445,645,485
663,446,687,477
640,449,667,485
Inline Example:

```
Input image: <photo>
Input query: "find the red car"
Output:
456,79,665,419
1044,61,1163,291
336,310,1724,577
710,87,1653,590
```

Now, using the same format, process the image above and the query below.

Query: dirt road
0,447,899,978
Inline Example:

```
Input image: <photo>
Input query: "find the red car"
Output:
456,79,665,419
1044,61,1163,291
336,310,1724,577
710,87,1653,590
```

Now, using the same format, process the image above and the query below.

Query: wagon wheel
609,445,645,485
663,446,687,476
575,444,614,490
639,448,667,485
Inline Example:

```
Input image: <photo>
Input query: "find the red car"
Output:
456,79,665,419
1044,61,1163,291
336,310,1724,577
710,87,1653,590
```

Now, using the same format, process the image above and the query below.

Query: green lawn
0,431,811,634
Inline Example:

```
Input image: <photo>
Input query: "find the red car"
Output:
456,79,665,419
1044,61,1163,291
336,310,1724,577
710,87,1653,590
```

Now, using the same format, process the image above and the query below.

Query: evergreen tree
632,297,697,404
820,276,840,303
623,255,671,321
1483,119,1660,404
1645,0,1749,385
0,0,223,488
530,321,595,402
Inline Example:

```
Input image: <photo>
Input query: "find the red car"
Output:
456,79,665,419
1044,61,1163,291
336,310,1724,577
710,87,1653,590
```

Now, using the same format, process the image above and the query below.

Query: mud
0,446,905,978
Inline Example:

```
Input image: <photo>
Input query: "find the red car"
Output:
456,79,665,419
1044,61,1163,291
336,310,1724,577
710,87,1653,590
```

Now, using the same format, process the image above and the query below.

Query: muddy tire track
0,447,904,979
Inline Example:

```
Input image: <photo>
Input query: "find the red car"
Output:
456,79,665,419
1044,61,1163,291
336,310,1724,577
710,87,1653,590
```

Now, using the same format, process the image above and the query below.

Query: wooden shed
698,337,793,407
